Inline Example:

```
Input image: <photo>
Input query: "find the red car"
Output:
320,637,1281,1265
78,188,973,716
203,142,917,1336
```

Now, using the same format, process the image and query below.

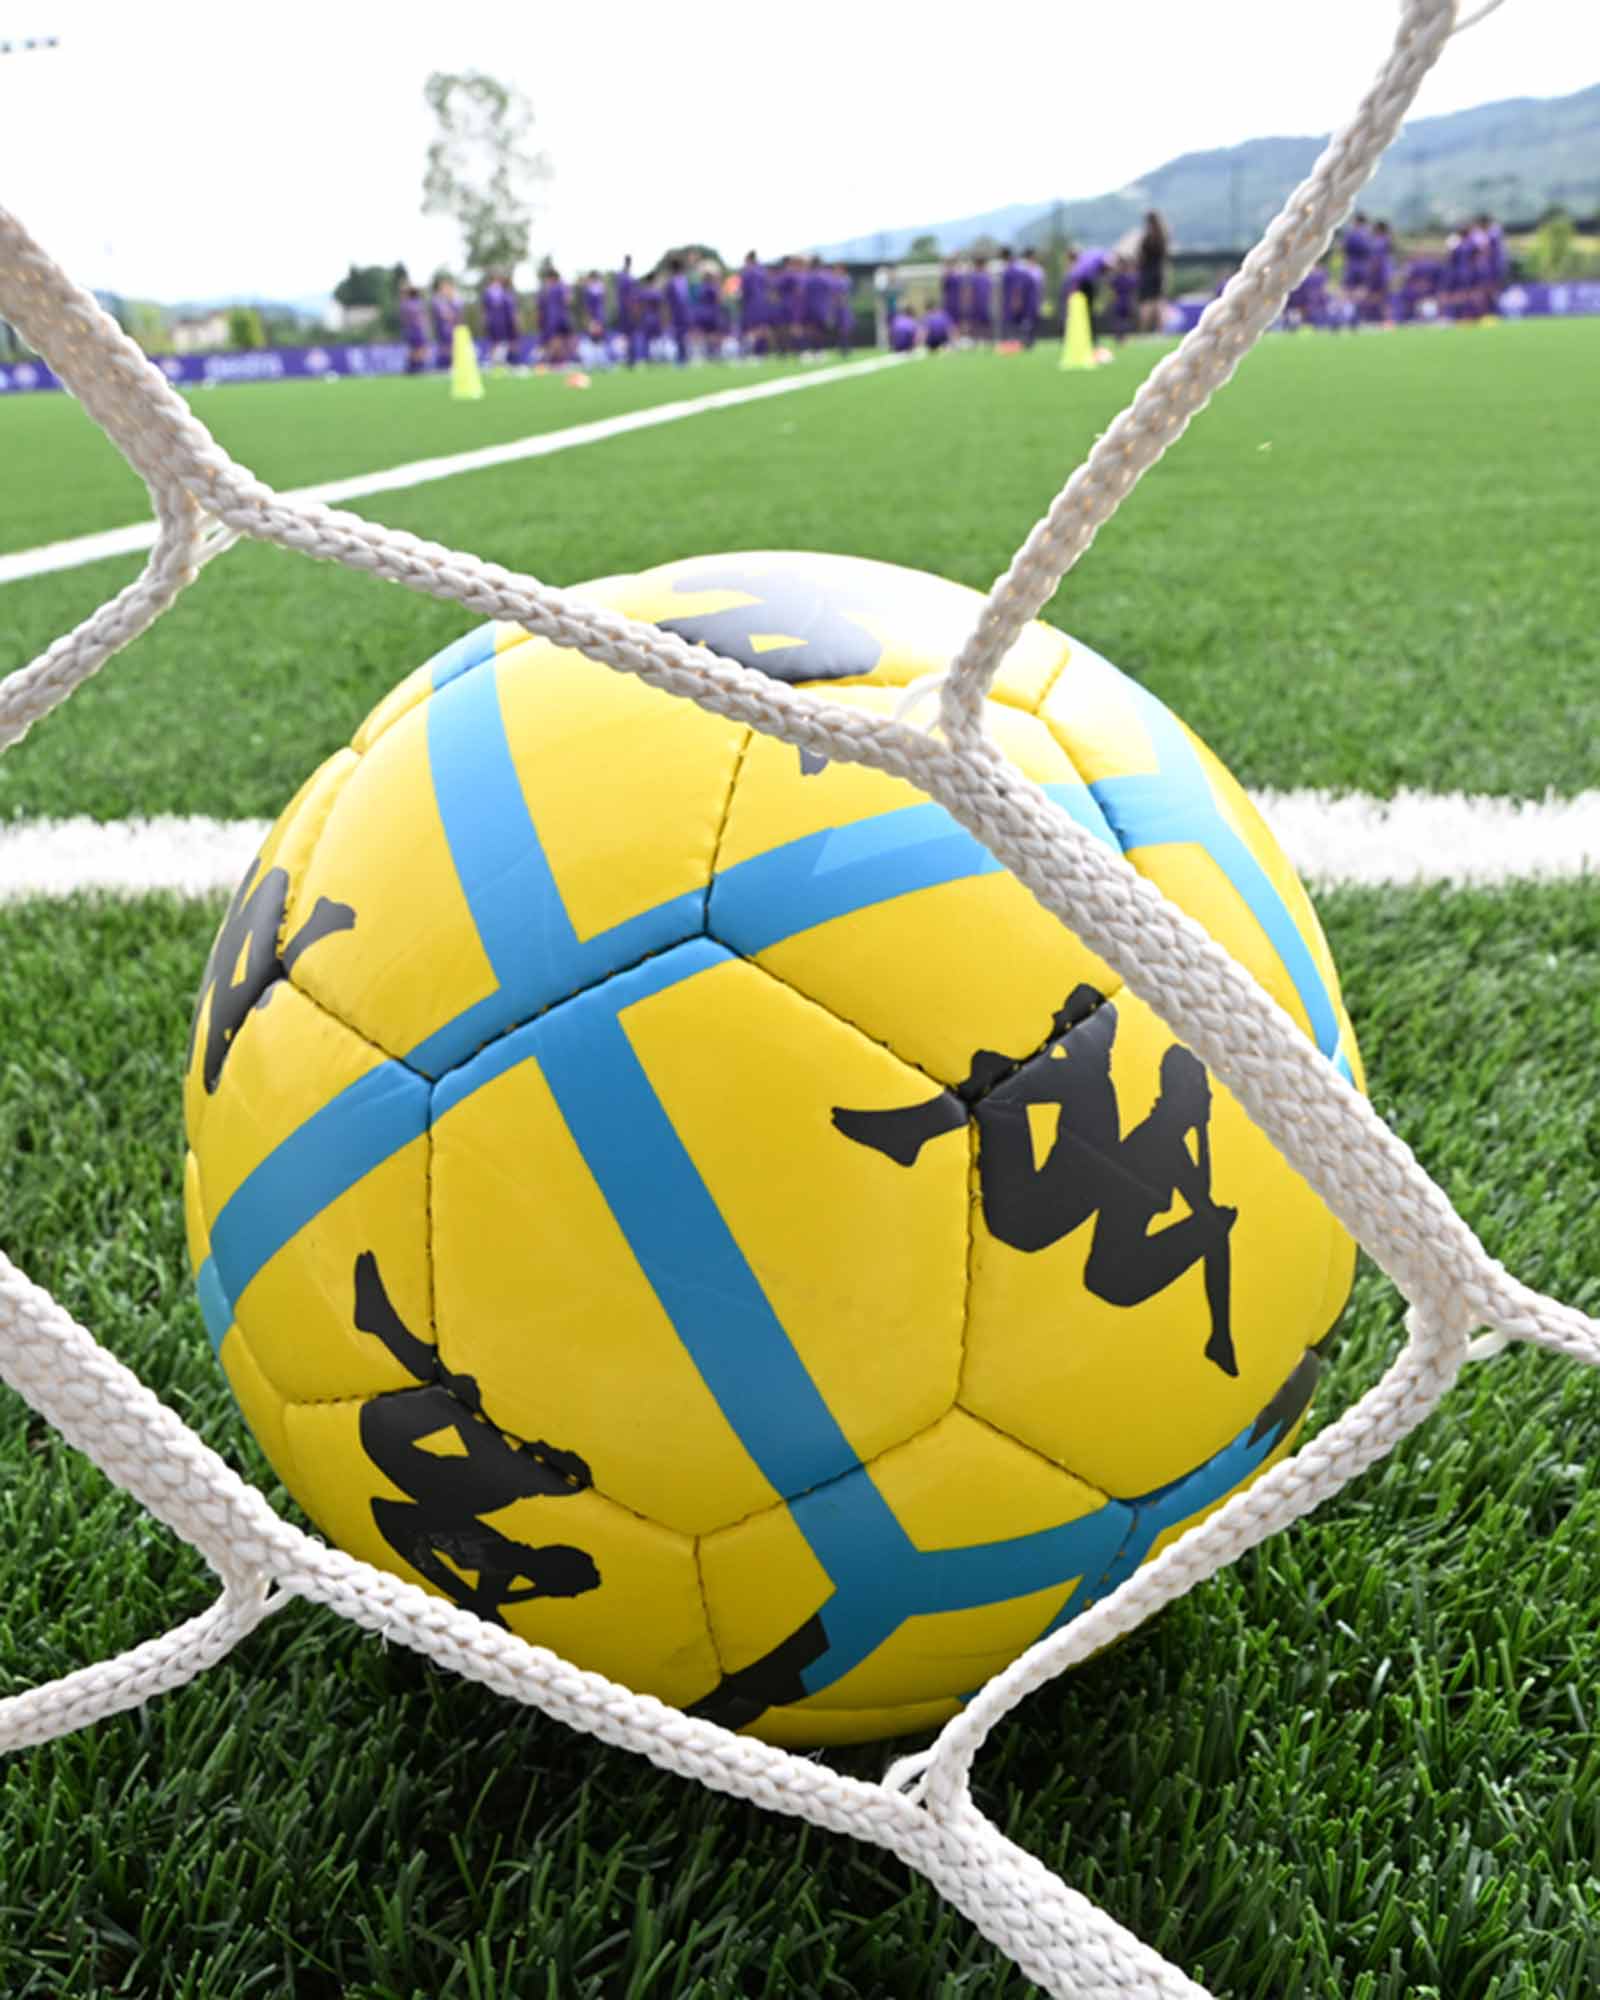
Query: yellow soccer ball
183,551,1361,1747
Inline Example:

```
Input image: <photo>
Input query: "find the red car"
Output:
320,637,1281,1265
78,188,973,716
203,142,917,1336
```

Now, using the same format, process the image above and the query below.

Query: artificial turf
2,319,1596,825
0,883,1598,1998
2,313,1599,1998
0,355,833,557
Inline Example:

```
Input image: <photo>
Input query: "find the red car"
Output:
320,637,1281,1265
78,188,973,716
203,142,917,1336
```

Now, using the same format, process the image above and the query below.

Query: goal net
0,6,1582,1996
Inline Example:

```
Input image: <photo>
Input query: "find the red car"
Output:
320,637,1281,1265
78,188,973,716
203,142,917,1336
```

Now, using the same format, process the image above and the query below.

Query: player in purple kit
738,251,769,355
999,248,1029,341
998,248,1021,339
630,270,663,361
831,263,854,353
966,257,994,342
399,284,430,373
940,257,965,332
694,263,724,356
1362,221,1394,324
1285,264,1330,330
664,258,693,364
888,303,919,352
770,256,799,354
479,273,520,369
794,256,815,353
1476,213,1507,317
1339,213,1370,323
1442,230,1473,321
1107,256,1138,342
580,272,606,339
1469,219,1498,319
1019,253,1044,345
537,268,572,365
429,276,461,369
1393,253,1441,323
923,303,953,352
793,257,824,354
613,255,636,360
1063,247,1110,329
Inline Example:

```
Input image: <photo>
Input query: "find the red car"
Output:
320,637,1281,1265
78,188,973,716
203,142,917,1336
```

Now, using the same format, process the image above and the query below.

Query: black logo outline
190,859,355,1094
832,985,1240,1377
353,1251,601,1623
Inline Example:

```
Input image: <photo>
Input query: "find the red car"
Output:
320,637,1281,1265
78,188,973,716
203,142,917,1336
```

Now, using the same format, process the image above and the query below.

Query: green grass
2,320,1596,821
1,885,1598,1998
0,357,825,556
3,315,1600,1997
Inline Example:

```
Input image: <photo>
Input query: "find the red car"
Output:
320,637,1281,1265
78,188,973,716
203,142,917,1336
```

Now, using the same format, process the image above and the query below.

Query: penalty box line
3,790,1599,901
0,352,917,588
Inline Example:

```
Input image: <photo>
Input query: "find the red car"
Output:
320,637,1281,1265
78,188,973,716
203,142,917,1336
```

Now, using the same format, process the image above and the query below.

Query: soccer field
3,321,1599,1997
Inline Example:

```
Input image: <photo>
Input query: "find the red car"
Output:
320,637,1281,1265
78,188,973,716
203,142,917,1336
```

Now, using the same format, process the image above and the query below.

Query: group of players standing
399,252,856,371
888,213,1173,352
394,206,1512,372
1286,211,1511,328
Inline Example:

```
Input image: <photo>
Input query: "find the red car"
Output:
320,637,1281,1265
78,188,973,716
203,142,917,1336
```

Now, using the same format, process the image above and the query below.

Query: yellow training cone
450,323,485,400
1059,289,1096,371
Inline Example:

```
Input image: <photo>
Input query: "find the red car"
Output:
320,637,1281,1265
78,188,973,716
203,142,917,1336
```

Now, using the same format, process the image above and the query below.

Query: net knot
881,1744,938,1805
890,670,953,733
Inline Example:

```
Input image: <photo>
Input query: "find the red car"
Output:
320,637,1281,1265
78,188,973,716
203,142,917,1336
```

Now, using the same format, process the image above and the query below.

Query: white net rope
0,2,1585,1991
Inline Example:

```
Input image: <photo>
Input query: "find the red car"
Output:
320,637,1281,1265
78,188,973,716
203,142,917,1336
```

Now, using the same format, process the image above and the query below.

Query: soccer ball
183,551,1360,1747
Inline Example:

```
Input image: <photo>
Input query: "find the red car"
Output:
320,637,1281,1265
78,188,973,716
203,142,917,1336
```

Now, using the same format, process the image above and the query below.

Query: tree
332,264,409,336
657,242,724,275
227,307,266,350
422,71,552,279
1527,208,1576,280
121,300,172,354
1020,203,1075,315
334,263,397,309
906,233,941,261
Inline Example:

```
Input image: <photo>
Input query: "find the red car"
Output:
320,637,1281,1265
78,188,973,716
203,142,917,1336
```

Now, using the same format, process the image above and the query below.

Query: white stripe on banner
0,354,914,588
2,792,1596,902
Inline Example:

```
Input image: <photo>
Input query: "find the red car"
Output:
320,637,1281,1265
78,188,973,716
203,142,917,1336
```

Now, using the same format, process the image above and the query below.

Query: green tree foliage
226,306,266,350
1527,208,1577,279
1033,204,1074,317
333,263,396,309
422,71,552,279
906,233,941,260
122,300,173,355
655,242,724,276
331,263,411,337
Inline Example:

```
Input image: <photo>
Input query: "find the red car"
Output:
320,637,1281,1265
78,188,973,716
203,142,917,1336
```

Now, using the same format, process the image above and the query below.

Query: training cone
450,323,485,401
1059,289,1096,371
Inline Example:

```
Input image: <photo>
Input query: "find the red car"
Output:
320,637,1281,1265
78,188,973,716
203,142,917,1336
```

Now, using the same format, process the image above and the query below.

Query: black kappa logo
833,984,1241,1377
189,860,354,1093
352,1252,601,1622
655,563,889,778
654,564,886,686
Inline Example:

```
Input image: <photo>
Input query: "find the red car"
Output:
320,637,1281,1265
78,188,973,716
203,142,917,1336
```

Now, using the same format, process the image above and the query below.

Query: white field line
0,353,915,588
1250,788,1600,888
2,791,1597,903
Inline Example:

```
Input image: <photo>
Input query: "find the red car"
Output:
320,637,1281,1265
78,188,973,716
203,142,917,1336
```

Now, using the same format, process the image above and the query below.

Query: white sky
1,0,1596,305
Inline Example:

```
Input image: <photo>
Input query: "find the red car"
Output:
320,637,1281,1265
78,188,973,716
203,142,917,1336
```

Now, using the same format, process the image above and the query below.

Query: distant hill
163,295,331,323
814,82,1600,260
